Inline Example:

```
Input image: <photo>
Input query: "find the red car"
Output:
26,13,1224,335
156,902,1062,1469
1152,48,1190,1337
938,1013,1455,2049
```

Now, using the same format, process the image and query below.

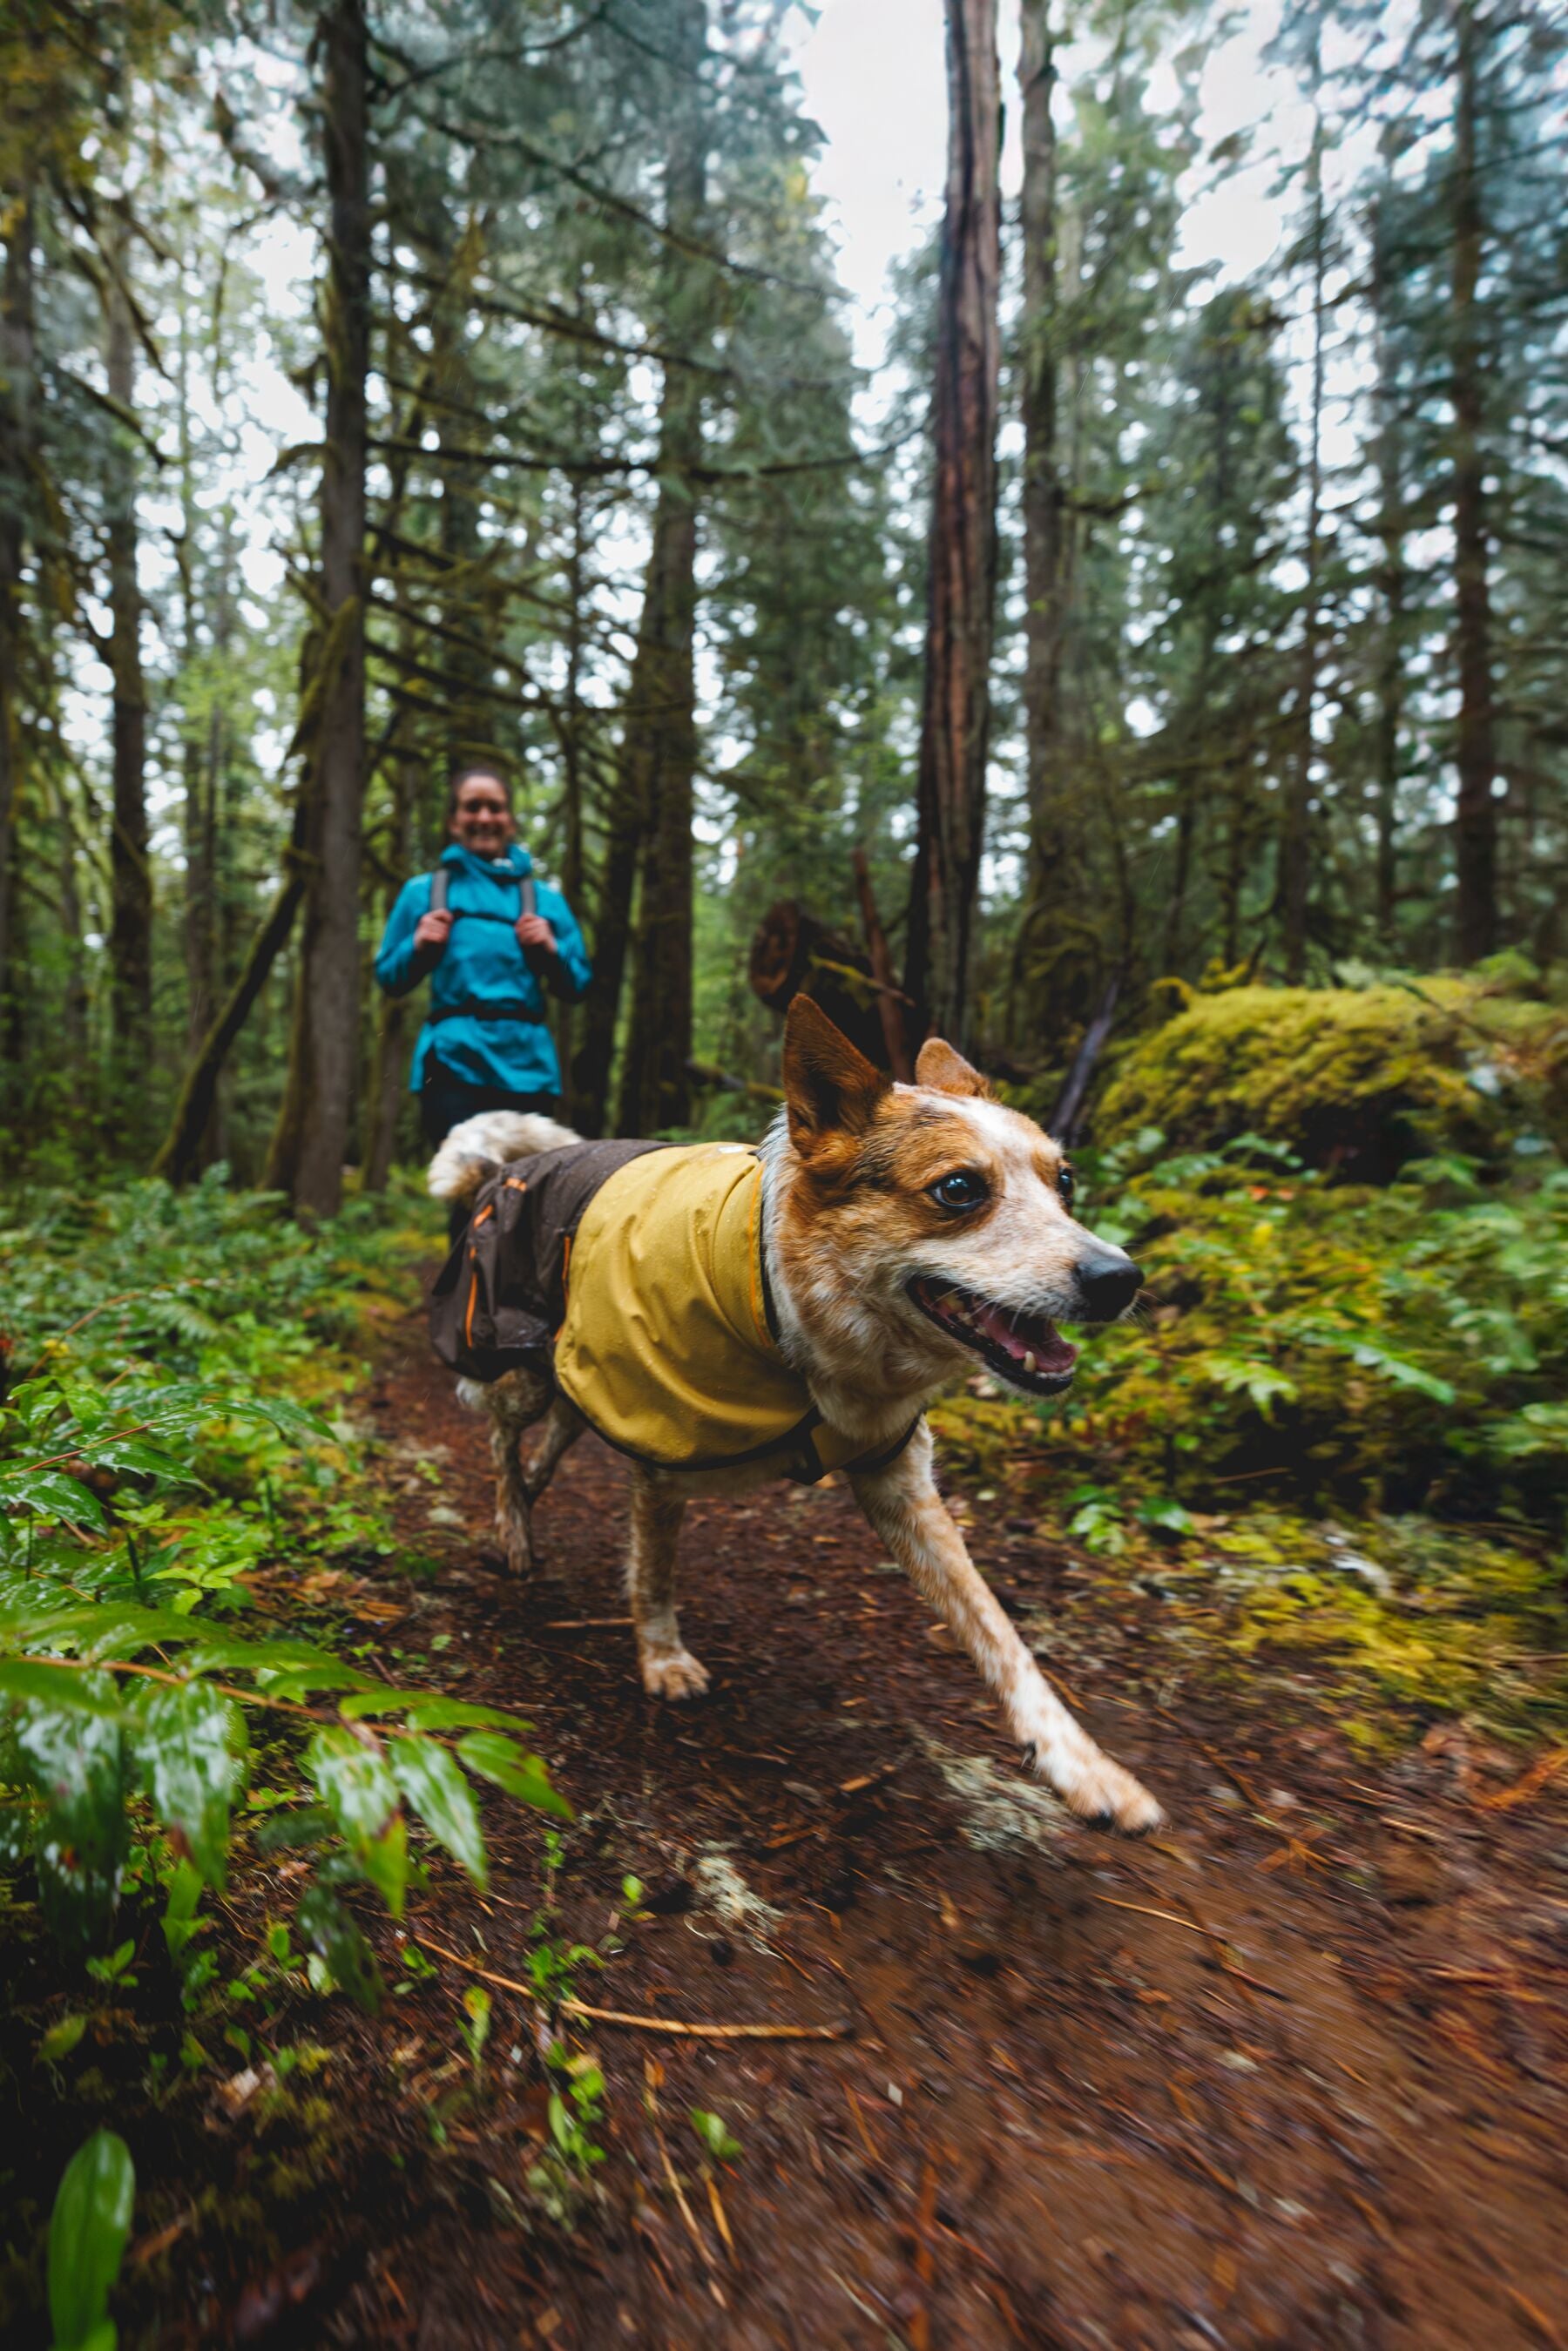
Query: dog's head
780,997,1141,1399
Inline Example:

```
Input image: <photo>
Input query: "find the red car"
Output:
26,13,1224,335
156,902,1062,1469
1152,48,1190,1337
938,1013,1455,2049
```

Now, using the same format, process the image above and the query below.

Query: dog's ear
784,996,889,1149
915,1037,993,1099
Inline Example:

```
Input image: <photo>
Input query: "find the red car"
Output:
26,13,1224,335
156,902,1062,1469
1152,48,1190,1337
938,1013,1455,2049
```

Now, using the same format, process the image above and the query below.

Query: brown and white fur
429,999,1161,1833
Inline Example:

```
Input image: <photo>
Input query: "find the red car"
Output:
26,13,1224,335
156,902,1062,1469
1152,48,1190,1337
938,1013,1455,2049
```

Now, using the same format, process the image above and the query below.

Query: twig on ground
1477,1746,1568,1811
410,1931,848,2038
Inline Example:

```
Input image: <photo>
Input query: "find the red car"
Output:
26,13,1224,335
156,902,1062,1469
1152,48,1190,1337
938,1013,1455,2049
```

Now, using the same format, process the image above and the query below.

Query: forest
2,1,1566,2345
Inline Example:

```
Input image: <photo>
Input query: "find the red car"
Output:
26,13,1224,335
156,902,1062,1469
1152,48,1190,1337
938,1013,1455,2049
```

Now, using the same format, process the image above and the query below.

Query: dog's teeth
1024,1350,1037,1375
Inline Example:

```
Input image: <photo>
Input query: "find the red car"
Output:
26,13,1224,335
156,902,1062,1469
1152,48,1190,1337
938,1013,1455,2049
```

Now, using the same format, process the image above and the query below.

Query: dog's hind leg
625,1469,708,1700
484,1368,552,1577
523,1395,585,1505
853,1425,1162,1834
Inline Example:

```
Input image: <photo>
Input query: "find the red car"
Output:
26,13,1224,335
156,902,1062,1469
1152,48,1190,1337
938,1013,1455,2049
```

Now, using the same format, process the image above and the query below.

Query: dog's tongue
970,1297,1077,1374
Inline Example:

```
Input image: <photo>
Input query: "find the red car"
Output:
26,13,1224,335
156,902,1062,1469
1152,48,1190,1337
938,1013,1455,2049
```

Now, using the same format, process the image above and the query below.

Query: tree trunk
1450,0,1497,964
152,848,307,1185
1013,0,1070,1037
615,404,700,1138
363,735,417,1193
0,187,33,1079
1370,193,1404,952
177,282,223,1072
578,2,706,1140
556,466,589,1126
1281,56,1325,985
57,777,88,1070
432,221,492,765
267,0,370,1216
905,0,1001,1047
105,212,153,1106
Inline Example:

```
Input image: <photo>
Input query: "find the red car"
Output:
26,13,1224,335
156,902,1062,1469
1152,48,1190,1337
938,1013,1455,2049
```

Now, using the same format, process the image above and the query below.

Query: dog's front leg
626,1469,708,1700
853,1424,1162,1833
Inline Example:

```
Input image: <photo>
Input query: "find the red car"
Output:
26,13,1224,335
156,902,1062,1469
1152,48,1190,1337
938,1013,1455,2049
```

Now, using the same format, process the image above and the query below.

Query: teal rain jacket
374,842,591,1097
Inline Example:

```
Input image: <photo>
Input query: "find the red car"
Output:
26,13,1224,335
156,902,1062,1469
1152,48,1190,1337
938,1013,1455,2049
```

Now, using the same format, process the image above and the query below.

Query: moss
1096,976,1567,1178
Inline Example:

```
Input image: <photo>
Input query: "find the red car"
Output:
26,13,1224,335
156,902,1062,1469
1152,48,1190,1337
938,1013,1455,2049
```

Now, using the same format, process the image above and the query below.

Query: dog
427,996,1160,1832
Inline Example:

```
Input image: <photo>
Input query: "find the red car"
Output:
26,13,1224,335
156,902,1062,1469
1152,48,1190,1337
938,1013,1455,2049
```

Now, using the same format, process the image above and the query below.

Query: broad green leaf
0,1469,105,1531
0,1661,127,1717
398,1698,531,1733
138,1383,330,1446
303,1728,407,1916
162,1858,205,1963
297,1882,383,2014
690,2107,741,2162
37,2014,88,2065
456,1733,571,1821
91,1440,190,1481
130,1683,247,1889
47,2128,134,2351
14,1701,128,1951
389,1733,488,1888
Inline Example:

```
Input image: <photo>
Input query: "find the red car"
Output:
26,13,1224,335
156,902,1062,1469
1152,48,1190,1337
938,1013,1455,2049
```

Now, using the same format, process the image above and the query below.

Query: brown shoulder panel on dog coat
429,1139,672,1386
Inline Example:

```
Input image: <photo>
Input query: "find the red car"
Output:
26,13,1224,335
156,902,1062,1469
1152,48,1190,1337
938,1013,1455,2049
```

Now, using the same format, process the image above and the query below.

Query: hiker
374,763,591,1153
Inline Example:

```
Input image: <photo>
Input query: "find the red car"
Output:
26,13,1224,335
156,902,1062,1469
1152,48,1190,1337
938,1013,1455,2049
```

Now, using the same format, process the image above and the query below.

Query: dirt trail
302,1313,1565,2348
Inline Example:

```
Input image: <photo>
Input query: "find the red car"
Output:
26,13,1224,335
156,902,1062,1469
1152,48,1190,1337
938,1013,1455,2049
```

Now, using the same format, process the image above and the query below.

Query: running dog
428,996,1160,1832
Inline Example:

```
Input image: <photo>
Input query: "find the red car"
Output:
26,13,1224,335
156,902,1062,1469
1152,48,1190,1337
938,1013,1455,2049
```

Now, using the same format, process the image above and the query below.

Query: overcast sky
787,0,1308,379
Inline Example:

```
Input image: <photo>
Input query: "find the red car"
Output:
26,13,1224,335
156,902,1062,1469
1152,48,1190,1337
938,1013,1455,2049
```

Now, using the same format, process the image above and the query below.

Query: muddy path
118,1302,1561,2351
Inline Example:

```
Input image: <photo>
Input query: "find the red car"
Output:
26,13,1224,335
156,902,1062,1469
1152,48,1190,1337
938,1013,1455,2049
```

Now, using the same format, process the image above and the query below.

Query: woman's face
449,774,515,860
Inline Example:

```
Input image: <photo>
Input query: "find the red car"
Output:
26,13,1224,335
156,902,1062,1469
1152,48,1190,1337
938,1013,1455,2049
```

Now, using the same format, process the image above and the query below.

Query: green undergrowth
0,1168,570,1994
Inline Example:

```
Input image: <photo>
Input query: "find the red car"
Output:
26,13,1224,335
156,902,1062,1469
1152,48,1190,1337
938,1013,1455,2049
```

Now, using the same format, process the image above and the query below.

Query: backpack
425,864,544,1035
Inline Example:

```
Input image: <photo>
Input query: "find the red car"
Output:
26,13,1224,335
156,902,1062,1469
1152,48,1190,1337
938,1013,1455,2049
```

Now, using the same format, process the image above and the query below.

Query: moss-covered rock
1095,975,1566,1178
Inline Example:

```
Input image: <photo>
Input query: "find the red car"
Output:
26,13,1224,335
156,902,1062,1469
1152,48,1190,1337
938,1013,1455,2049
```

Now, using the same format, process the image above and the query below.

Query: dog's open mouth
908,1277,1078,1395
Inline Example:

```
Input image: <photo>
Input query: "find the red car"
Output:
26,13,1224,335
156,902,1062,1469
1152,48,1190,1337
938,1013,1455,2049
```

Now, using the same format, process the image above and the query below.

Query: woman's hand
414,908,455,952
516,912,558,962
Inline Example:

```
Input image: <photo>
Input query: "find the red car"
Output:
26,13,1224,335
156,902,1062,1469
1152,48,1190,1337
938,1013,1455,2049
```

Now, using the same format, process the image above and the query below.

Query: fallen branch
410,1932,848,2039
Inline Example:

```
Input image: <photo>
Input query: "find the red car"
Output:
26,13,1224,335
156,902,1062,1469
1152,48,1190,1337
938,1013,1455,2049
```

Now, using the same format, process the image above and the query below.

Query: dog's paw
1030,1741,1164,1835
640,1647,710,1702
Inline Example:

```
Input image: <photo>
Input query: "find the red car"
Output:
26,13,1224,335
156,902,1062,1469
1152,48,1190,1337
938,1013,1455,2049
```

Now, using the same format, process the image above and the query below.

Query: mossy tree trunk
905,0,1001,1048
267,0,370,1216
0,186,33,1077
105,210,152,1117
1450,0,1497,966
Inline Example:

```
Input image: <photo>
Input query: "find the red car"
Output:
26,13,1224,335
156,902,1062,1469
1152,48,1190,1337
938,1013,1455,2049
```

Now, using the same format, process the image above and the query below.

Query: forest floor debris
4,1290,1568,2348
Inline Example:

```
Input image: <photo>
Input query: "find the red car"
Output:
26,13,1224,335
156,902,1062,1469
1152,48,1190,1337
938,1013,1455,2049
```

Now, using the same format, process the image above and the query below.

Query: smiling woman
372,763,593,1170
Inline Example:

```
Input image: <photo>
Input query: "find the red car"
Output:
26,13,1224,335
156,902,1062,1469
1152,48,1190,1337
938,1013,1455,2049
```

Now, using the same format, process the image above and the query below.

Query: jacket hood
439,841,533,879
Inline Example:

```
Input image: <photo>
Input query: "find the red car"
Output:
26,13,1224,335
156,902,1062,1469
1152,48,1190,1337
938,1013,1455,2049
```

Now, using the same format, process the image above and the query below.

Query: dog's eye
1059,1165,1075,1212
930,1170,987,1212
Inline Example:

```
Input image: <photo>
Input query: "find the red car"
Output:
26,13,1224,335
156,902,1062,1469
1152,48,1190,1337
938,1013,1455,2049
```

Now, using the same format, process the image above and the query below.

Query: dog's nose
1075,1249,1142,1321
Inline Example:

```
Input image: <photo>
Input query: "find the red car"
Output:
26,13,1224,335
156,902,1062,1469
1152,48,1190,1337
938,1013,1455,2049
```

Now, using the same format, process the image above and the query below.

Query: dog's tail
426,1109,582,1206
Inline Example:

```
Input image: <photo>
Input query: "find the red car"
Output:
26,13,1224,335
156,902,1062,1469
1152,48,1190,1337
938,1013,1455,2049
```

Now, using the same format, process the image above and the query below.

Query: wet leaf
456,1733,571,1819
303,1728,407,1916
297,1883,383,2014
389,1733,488,1888
47,2127,134,2351
130,1681,247,1889
14,1699,128,1950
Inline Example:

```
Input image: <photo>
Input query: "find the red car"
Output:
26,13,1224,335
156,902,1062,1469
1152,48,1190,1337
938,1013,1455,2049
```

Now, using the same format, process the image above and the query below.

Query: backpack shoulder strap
429,867,449,914
518,873,536,919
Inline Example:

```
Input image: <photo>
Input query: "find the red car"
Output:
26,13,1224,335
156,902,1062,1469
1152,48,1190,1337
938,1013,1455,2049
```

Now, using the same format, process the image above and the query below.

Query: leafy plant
690,2107,741,2162
0,1192,570,2002
46,2129,134,2351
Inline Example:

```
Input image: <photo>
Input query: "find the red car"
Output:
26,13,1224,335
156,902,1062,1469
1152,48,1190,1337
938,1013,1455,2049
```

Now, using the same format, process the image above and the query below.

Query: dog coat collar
552,1143,917,1484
